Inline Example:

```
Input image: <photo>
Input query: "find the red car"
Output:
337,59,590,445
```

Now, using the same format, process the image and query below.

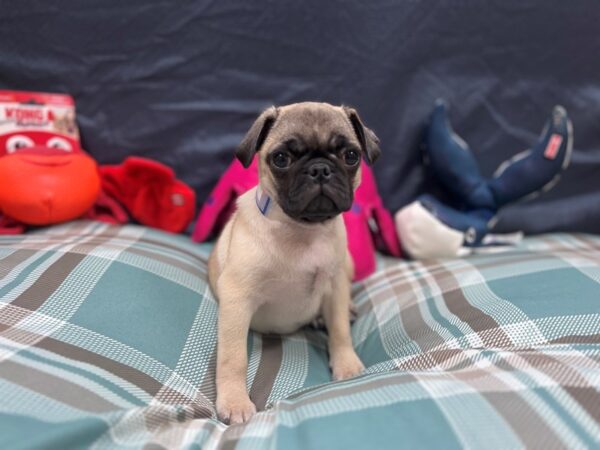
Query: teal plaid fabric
0,221,598,449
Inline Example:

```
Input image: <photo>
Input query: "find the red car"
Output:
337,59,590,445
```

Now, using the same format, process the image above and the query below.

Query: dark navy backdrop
2,0,599,233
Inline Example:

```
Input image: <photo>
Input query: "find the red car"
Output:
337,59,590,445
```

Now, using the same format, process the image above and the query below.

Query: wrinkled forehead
265,104,357,152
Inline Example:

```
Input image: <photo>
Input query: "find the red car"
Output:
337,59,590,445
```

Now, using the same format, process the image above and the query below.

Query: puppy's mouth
278,176,354,224
299,194,338,223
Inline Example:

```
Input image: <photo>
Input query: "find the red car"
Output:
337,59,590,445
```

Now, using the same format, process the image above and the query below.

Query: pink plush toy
192,158,401,281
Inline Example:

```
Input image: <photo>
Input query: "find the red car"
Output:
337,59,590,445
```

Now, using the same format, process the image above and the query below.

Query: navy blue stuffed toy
395,101,573,259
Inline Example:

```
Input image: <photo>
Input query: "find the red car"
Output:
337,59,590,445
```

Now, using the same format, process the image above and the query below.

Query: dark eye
343,149,360,166
6,135,34,153
272,151,291,169
47,137,72,152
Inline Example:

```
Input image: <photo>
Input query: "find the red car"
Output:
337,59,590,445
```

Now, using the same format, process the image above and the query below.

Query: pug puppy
208,102,380,424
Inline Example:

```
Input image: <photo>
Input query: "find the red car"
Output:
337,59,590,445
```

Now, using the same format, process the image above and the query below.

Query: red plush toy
0,90,195,234
100,157,196,233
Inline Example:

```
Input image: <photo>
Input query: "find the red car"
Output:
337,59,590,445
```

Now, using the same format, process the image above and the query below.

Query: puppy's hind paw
311,304,358,329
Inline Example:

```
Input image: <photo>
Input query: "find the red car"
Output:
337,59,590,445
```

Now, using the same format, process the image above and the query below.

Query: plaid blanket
0,221,598,449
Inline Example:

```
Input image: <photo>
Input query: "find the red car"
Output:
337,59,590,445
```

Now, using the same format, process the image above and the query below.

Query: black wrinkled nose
308,163,331,182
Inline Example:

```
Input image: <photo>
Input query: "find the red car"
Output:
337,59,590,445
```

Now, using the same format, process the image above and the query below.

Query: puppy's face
236,102,380,223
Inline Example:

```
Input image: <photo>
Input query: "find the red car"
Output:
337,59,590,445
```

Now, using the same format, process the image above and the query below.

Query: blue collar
255,185,272,216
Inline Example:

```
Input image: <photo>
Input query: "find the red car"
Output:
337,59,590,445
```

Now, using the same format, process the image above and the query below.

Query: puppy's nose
308,163,331,182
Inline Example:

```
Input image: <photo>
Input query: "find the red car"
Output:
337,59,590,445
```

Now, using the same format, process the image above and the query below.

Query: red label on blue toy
544,134,563,160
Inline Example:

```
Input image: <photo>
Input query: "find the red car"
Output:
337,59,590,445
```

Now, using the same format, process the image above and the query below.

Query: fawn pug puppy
208,102,380,424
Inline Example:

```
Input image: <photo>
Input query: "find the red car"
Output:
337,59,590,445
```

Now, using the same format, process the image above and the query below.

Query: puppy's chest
271,238,338,297
290,237,338,275
251,237,339,333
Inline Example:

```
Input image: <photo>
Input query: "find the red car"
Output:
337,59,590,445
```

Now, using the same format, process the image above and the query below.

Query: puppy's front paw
216,392,256,425
330,349,365,381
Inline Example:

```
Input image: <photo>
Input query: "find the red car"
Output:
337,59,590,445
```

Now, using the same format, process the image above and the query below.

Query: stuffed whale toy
396,101,573,259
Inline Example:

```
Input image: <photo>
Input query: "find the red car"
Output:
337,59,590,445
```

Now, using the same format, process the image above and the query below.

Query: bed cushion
0,221,598,449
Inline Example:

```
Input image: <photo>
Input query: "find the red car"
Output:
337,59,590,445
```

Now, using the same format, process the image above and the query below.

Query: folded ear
235,106,279,168
343,106,381,165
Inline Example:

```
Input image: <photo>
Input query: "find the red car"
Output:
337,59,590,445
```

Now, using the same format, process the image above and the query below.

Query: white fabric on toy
395,201,470,260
